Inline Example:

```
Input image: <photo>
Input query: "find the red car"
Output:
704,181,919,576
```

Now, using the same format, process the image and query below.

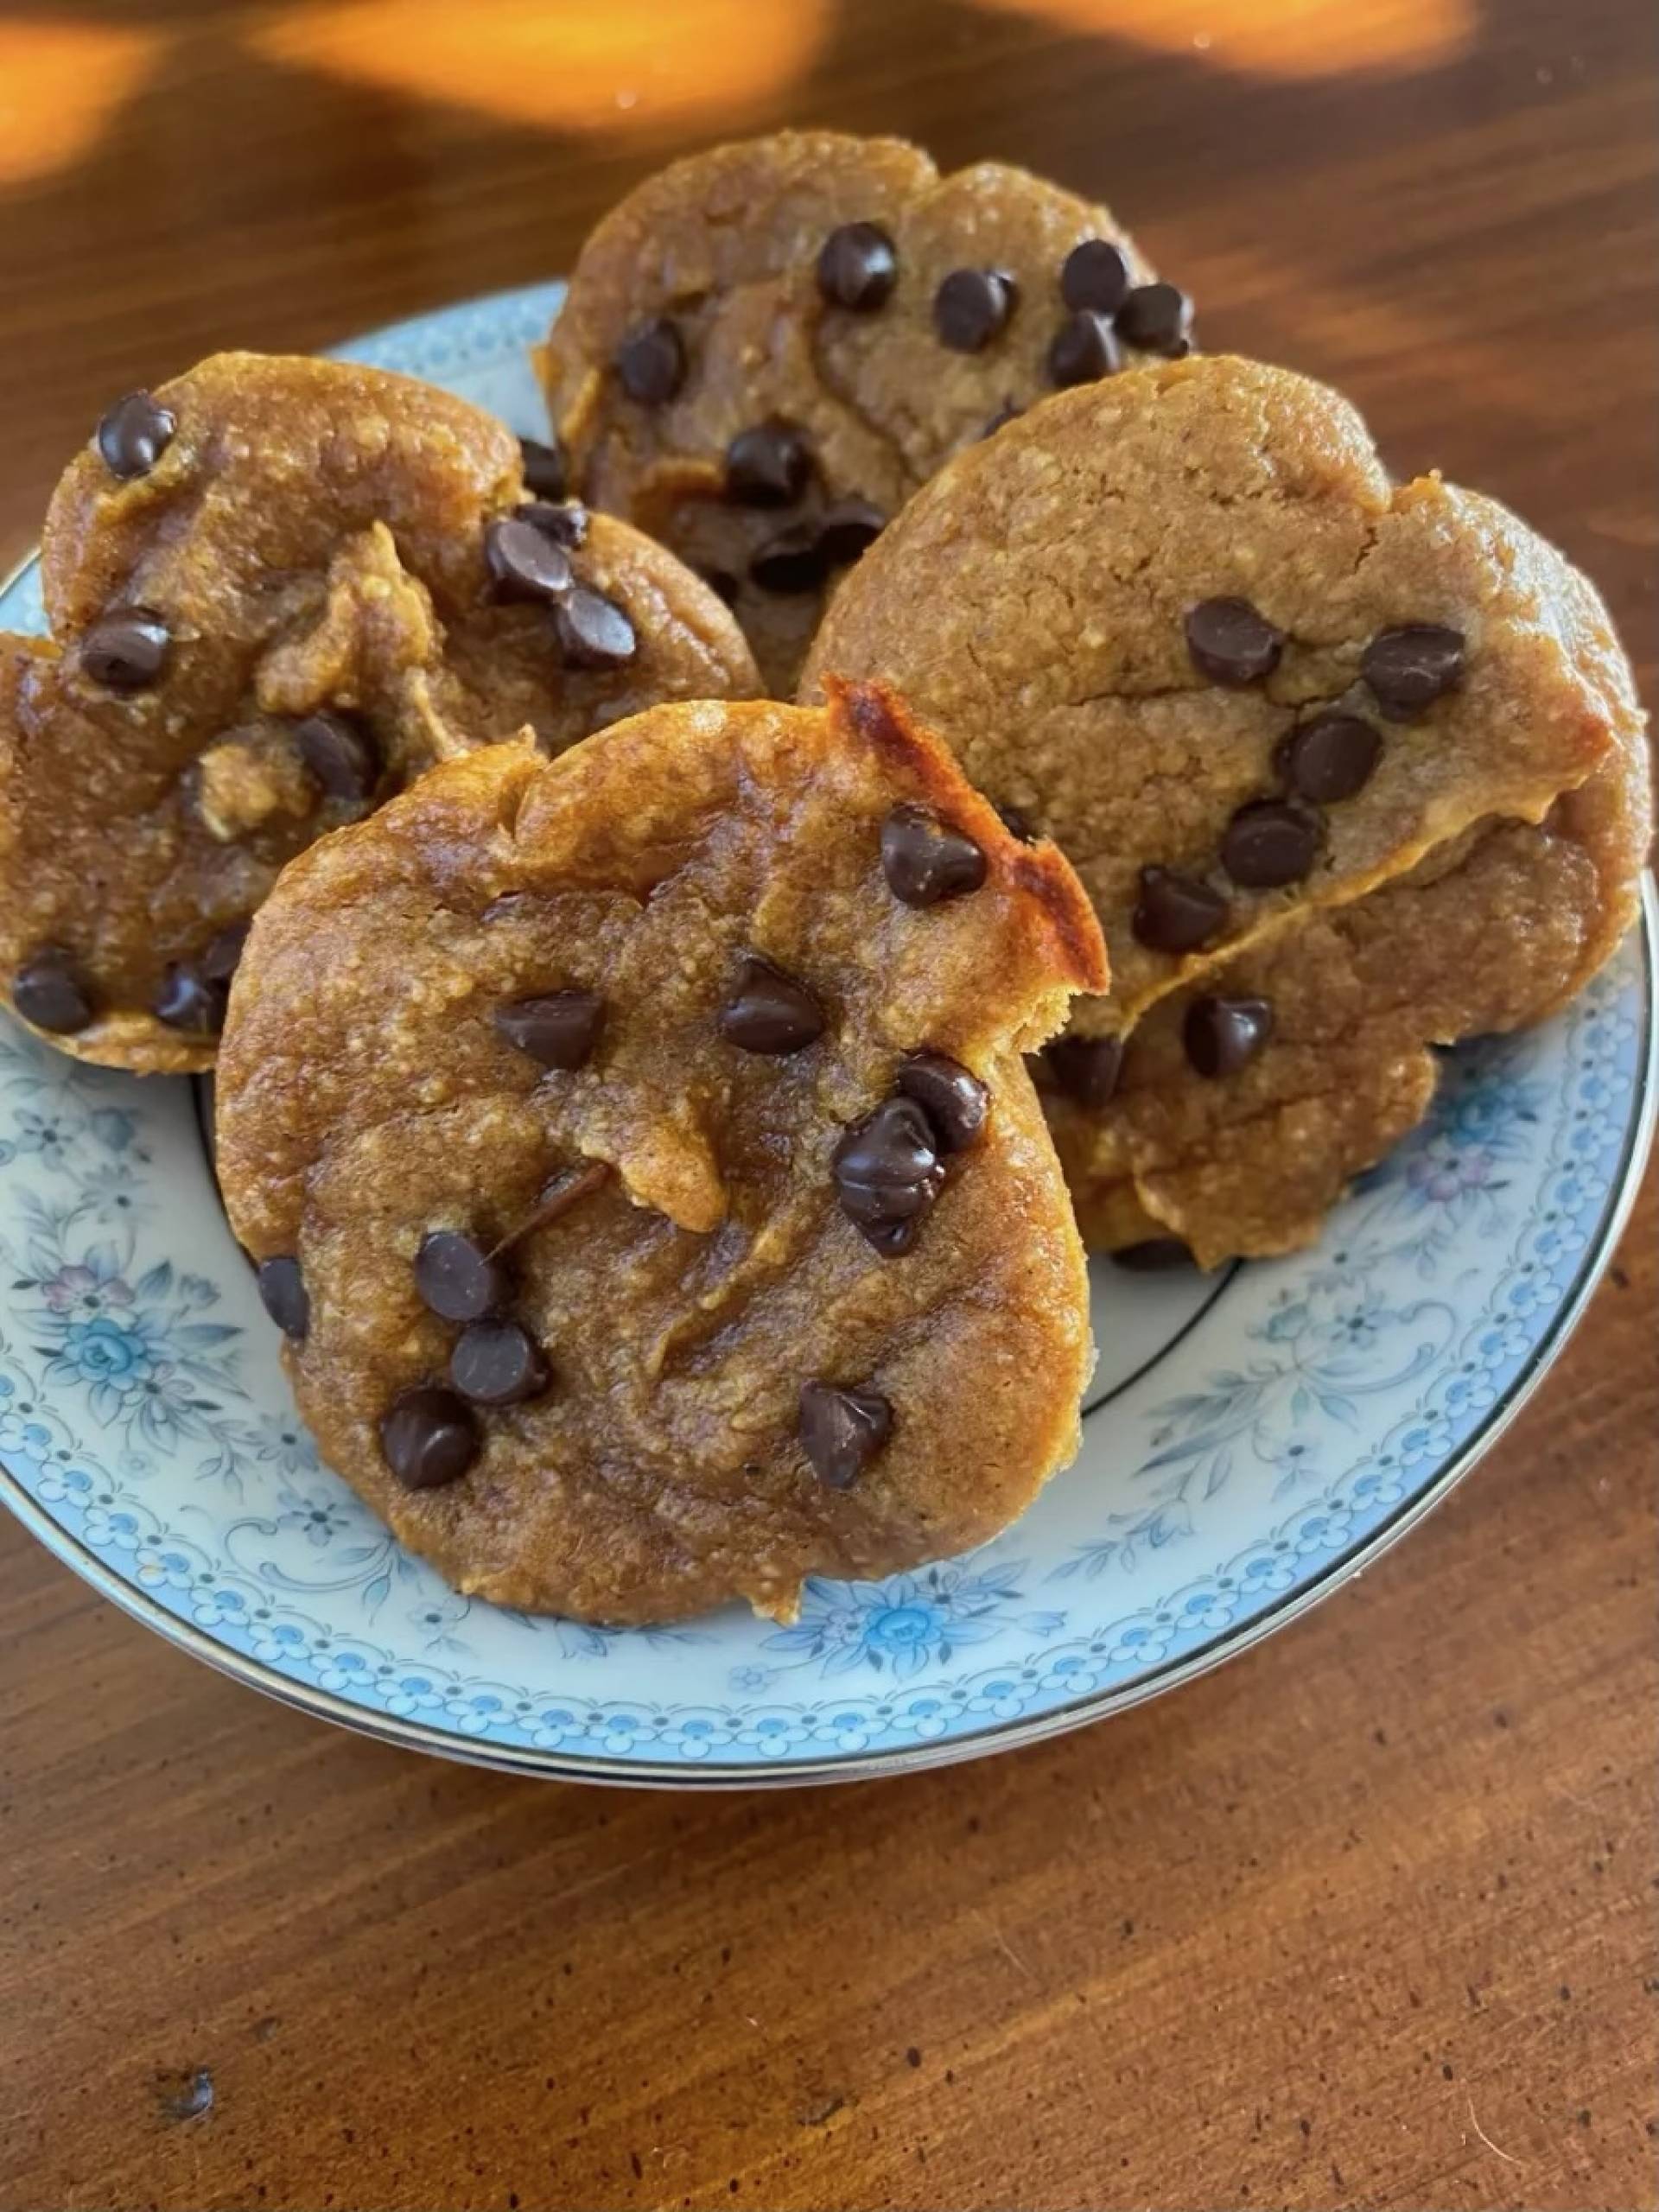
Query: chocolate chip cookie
539,129,1189,692
214,681,1107,1624
0,352,759,1074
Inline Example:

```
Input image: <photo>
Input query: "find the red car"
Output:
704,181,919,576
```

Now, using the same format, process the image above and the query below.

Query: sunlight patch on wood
974,0,1476,79
0,20,159,185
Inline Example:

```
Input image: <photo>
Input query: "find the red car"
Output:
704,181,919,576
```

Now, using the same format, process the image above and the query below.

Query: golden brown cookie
214,682,1107,1625
540,129,1186,693
0,353,759,1074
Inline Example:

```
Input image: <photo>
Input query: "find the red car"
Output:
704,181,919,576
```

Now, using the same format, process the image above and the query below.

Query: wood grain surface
0,3,1654,2208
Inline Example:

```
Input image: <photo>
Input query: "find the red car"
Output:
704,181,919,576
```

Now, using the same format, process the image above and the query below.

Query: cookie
0,352,759,1074
539,129,1187,692
214,681,1107,1624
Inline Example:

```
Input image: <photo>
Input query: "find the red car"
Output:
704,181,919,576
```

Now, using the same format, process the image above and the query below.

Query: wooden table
1,4,1653,2207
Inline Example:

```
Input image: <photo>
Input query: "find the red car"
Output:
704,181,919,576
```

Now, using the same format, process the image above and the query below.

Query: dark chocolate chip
449,1319,550,1407
493,989,603,1070
514,498,588,547
1219,799,1319,888
1184,597,1284,686
255,1255,309,1340
718,956,824,1054
832,1096,945,1253
96,391,176,480
724,422,813,508
1047,309,1122,388
798,1380,893,1491
518,435,568,500
1131,865,1228,953
817,497,887,566
1184,994,1274,1078
485,514,574,601
614,316,686,406
1361,624,1465,718
12,947,95,1034
933,268,1017,353
1109,1237,1194,1272
817,222,899,312
295,710,379,802
152,960,227,1035
380,1386,479,1491
1061,238,1132,315
979,398,1024,441
748,523,828,595
1042,1033,1124,1110
1275,712,1381,804
554,588,637,669
895,1051,988,1153
81,607,168,690
413,1230,506,1323
700,566,741,607
1116,282,1194,354
880,802,987,907
993,799,1037,842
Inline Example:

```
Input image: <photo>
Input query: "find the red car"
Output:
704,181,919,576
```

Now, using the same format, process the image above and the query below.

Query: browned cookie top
215,683,1107,1626
0,352,759,1073
540,130,1188,693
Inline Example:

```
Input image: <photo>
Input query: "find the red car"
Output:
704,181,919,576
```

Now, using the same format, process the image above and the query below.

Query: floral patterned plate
1,285,1652,1785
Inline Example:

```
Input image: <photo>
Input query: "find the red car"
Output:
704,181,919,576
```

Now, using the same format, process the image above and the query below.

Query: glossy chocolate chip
724,422,813,508
1276,712,1381,804
1058,237,1126,311
152,959,227,1035
295,710,378,802
1042,1033,1124,1110
817,222,899,311
880,803,987,907
895,1051,988,1153
515,498,588,547
81,608,168,690
1110,1237,1194,1272
380,1386,479,1491
493,989,603,1070
485,514,574,601
1220,799,1319,888
614,316,686,405
555,588,637,669
979,397,1024,441
518,435,568,500
719,956,824,1054
449,1319,550,1407
798,1380,893,1491
832,1096,945,1254
97,391,175,480
817,497,887,566
1361,625,1465,718
413,1231,505,1323
1116,282,1193,354
12,948,95,1034
1184,994,1274,1078
933,268,1016,353
255,1255,309,1339
748,523,828,595
1184,597,1283,686
1131,866,1228,953
1047,309,1122,387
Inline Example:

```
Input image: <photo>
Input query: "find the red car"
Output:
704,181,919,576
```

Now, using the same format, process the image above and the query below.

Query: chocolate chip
719,956,824,1054
1042,1033,1124,1109
485,515,574,602
81,607,168,690
152,960,227,1035
1131,866,1228,953
1116,282,1193,354
980,398,1024,440
798,1380,893,1490
832,1096,945,1254
1361,624,1465,718
295,710,378,802
994,799,1036,842
96,391,175,480
380,1386,479,1490
12,947,95,1034
493,989,603,1070
255,1255,309,1339
201,920,250,987
518,435,568,500
554,588,637,669
817,222,898,312
1047,310,1122,387
1275,712,1381,804
1185,597,1283,686
614,316,686,406
748,523,827,595
515,498,588,547
1060,238,1132,315
725,422,813,508
1219,799,1319,888
933,269,1016,353
817,497,887,566
880,803,987,907
700,567,741,606
413,1230,505,1323
449,1319,550,1407
1184,995,1274,1078
1109,1237,1194,1272
895,1051,988,1153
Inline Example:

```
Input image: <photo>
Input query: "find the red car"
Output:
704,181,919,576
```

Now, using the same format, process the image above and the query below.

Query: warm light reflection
0,20,158,186
251,0,830,131
975,0,1475,78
